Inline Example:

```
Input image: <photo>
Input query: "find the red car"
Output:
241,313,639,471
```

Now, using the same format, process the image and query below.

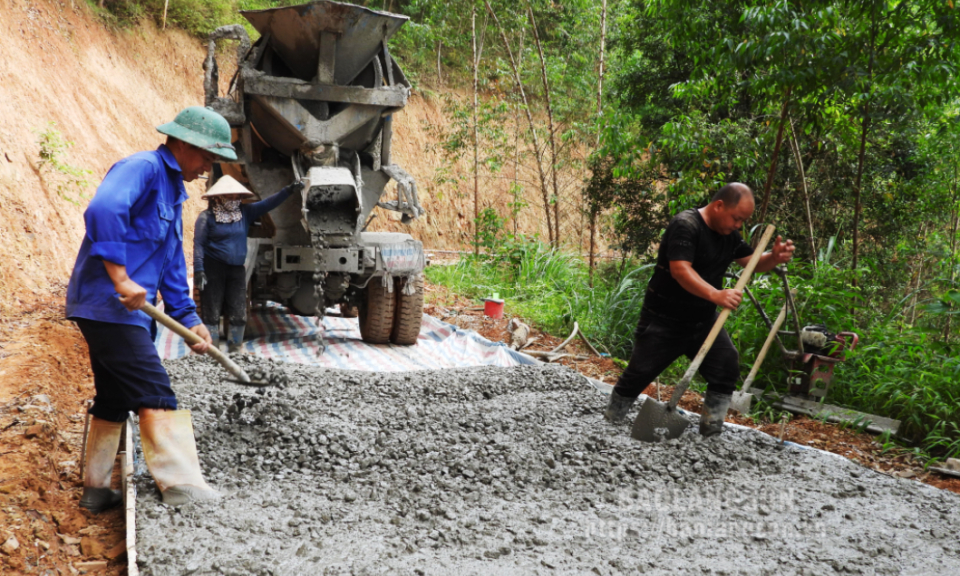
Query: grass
426,242,960,463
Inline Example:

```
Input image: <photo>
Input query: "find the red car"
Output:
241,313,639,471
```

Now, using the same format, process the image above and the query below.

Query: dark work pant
200,257,247,327
76,319,177,422
612,313,740,398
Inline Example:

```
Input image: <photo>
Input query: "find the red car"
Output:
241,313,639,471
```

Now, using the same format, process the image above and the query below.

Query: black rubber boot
603,391,637,422
699,391,732,437
80,487,122,514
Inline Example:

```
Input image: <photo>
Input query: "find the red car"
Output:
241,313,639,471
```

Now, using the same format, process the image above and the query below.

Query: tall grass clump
425,238,653,357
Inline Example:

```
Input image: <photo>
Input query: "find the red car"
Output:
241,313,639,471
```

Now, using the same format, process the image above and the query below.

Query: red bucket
483,299,504,319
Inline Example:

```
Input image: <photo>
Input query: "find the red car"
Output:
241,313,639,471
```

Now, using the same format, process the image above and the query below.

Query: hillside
0,0,207,315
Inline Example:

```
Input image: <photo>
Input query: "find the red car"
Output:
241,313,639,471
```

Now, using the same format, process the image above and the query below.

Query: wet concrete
136,356,960,575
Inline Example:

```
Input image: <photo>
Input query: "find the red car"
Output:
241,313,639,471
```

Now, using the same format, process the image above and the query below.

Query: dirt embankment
0,0,215,321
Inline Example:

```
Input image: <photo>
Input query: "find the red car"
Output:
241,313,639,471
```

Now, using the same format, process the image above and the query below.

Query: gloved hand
195,269,207,292
282,181,305,196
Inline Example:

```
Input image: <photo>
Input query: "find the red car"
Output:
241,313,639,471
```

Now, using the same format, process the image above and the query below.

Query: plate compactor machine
732,267,901,435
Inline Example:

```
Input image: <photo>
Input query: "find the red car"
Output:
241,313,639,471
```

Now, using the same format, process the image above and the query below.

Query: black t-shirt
642,208,754,324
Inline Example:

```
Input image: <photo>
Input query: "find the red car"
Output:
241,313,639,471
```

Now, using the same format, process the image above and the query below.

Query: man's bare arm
669,260,742,310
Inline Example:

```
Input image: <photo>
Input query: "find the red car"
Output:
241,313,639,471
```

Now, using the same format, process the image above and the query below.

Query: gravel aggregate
135,355,960,575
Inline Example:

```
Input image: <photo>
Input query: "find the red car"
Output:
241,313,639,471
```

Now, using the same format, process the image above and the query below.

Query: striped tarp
154,304,537,370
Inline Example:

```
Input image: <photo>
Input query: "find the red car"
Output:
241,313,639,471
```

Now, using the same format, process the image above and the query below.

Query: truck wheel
391,276,423,345
359,280,395,344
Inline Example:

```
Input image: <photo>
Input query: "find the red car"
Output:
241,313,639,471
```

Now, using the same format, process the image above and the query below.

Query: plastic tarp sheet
154,304,537,371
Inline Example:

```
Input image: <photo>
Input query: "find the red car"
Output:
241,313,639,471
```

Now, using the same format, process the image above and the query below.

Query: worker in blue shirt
66,106,234,511
193,175,303,352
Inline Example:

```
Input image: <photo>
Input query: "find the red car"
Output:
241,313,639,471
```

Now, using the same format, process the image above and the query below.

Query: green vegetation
86,0,302,37
34,123,92,205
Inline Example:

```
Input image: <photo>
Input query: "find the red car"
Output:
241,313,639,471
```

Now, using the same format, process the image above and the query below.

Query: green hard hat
156,106,237,161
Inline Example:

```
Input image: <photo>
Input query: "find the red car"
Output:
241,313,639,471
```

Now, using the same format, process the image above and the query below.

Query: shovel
141,302,263,386
729,301,789,414
631,224,776,442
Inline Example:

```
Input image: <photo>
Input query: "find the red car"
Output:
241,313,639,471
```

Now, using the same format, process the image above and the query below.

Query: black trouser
76,319,177,422
200,257,247,327
613,313,740,398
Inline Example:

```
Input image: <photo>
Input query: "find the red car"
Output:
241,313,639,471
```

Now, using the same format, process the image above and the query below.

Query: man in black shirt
605,183,795,436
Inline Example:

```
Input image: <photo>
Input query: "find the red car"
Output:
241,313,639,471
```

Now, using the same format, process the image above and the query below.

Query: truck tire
359,280,395,344
391,276,423,345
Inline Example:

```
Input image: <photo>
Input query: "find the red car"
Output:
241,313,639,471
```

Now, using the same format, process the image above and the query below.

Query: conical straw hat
201,175,254,199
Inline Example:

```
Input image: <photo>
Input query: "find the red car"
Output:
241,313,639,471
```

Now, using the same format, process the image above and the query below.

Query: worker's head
156,106,236,182
165,138,219,183
706,183,755,235
201,175,254,204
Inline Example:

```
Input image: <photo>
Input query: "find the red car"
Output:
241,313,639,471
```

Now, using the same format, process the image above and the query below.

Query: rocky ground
135,356,960,576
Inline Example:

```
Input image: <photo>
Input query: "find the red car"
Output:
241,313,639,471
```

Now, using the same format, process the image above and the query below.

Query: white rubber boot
139,409,220,506
79,416,124,513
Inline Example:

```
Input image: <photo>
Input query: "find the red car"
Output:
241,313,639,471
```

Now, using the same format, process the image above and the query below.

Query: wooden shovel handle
668,224,776,409
141,302,251,383
741,302,789,391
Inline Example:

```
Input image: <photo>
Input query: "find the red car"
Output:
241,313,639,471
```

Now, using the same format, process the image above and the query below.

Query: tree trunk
437,40,442,85
485,0,553,246
513,103,521,236
852,13,878,289
528,5,560,248
589,0,608,288
851,112,871,286
756,86,792,225
787,118,816,263
909,223,926,326
472,6,480,256
945,162,959,341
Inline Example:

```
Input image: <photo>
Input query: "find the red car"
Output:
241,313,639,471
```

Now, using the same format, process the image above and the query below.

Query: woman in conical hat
194,175,303,352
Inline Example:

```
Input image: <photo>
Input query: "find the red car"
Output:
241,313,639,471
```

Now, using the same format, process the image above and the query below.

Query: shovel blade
630,397,691,442
729,390,754,414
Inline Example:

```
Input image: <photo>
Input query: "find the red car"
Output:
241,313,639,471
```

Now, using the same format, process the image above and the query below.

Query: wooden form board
771,394,901,435
123,418,139,576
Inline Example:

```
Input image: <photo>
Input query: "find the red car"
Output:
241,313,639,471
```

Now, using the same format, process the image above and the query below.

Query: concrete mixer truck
200,0,425,346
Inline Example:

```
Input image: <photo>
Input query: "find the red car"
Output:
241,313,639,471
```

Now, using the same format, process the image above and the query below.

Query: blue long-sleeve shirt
66,145,201,331
193,185,297,270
